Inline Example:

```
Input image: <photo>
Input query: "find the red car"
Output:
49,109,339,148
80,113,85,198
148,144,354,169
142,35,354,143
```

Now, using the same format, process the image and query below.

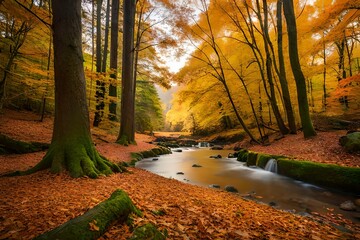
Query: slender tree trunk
0,22,30,111
258,0,288,135
276,0,296,133
117,0,136,145
322,32,327,111
102,0,110,73
93,0,105,127
283,0,316,138
108,0,119,121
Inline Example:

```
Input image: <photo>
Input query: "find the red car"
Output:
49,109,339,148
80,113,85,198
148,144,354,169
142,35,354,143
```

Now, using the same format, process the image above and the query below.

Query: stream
136,148,359,222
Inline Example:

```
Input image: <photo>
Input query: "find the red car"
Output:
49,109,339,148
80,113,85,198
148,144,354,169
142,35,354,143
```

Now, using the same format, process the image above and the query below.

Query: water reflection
136,148,359,221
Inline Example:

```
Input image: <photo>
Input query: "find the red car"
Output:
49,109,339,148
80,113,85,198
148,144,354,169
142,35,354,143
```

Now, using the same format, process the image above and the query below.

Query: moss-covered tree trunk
283,0,316,138
10,0,119,178
34,190,141,240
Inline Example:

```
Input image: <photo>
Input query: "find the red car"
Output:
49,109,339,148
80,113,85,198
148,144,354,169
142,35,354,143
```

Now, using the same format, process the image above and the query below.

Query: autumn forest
0,0,360,239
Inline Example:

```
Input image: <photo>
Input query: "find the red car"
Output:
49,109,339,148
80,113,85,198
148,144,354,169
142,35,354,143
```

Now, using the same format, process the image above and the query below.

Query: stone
209,184,220,189
192,164,202,168
211,145,223,150
176,172,184,175
354,199,360,207
339,200,357,211
339,132,360,152
152,158,159,161
269,201,277,207
210,155,222,159
173,149,183,153
224,185,239,193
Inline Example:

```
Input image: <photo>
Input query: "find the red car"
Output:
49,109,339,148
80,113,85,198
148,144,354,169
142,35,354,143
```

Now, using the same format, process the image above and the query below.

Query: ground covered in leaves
0,109,359,239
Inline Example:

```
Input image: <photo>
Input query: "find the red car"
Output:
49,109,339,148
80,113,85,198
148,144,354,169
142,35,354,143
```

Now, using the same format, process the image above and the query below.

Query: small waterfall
264,159,278,173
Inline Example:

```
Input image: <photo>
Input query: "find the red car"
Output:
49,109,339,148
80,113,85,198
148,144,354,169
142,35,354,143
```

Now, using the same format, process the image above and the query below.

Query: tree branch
14,0,51,28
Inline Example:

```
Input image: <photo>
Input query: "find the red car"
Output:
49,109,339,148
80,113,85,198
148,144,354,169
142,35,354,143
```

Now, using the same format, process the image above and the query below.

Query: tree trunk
0,21,30,111
10,0,120,178
117,0,136,145
108,0,119,121
276,0,296,133
34,190,141,240
102,0,110,73
283,0,316,138
259,0,289,135
93,0,105,127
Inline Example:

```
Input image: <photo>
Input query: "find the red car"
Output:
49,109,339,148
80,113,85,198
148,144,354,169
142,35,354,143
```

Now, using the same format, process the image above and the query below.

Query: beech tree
11,0,120,178
283,0,316,138
117,0,136,145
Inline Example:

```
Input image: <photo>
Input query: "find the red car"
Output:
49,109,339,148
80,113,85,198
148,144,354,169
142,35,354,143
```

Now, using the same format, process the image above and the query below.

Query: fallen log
34,189,142,240
0,134,49,154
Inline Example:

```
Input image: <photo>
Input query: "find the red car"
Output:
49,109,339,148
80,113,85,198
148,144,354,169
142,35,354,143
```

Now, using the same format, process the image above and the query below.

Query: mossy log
130,147,171,166
0,134,49,154
34,189,142,240
236,149,248,162
277,159,360,193
246,151,258,166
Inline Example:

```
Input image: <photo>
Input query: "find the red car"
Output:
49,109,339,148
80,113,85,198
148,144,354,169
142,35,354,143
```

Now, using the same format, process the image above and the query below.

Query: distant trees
0,1,33,110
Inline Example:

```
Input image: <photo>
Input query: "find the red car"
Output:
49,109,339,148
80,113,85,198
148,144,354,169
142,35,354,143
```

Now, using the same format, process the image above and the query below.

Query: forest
0,0,360,239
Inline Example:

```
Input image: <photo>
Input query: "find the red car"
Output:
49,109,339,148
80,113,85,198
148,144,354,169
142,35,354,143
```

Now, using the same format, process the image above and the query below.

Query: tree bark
283,0,316,138
108,0,119,121
8,0,120,178
93,0,105,127
276,0,297,134
259,0,289,135
34,190,141,240
117,0,136,145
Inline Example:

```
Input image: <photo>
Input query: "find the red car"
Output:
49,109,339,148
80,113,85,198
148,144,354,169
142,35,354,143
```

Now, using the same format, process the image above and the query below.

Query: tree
108,0,119,121
0,1,33,111
117,0,136,145
11,0,119,178
276,0,296,134
93,0,106,127
283,0,316,138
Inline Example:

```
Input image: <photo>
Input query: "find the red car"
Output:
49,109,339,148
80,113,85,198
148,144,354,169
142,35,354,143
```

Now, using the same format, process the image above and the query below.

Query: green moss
129,223,167,240
246,151,258,166
256,154,274,169
0,134,49,154
277,158,360,193
35,189,142,240
236,149,248,162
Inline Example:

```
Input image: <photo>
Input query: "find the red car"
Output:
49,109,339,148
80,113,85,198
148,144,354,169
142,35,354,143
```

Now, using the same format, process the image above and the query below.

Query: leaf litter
0,109,359,239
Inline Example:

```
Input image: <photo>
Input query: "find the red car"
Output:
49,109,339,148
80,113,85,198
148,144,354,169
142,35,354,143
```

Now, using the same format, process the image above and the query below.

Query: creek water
136,148,359,222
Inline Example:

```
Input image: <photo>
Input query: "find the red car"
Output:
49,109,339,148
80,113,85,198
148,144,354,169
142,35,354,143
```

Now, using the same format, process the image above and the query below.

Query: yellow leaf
89,220,100,231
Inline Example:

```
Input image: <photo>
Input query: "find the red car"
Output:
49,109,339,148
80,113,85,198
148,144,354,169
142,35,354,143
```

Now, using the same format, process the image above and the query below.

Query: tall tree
283,0,316,138
276,0,296,133
12,0,119,178
117,0,136,145
257,0,289,135
108,0,119,121
93,0,106,127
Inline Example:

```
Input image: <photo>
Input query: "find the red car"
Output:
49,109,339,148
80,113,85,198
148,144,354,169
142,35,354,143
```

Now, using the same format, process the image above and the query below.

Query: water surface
136,148,359,221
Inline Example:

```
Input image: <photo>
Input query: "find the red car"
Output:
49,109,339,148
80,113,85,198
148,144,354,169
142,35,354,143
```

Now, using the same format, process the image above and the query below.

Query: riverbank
0,109,359,239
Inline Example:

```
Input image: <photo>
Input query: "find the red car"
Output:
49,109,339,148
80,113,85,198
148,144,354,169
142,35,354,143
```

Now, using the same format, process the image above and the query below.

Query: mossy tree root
2,140,120,178
34,189,142,240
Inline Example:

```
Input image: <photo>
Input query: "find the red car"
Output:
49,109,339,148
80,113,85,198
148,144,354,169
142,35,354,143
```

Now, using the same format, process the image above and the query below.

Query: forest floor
0,109,359,239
